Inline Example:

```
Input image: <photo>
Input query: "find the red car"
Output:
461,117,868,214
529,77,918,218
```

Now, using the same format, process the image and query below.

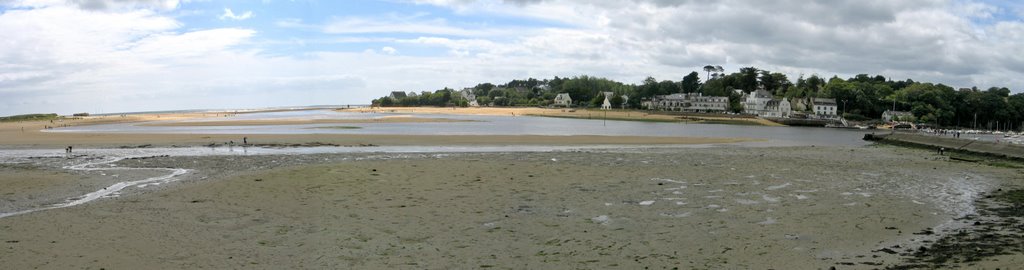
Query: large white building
742,89,774,116
648,93,728,112
812,98,838,117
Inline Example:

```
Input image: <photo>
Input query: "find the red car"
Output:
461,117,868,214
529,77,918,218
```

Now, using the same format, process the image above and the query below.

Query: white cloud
70,0,181,11
3,0,1024,115
405,0,1024,91
319,13,529,37
323,15,477,36
219,8,253,21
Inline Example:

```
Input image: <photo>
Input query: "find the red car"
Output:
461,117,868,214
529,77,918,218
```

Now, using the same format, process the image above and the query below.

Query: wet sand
1,146,1021,269
0,113,755,149
141,115,474,127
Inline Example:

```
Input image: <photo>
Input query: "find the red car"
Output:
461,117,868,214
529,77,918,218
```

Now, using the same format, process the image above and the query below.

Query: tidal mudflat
1,145,1020,269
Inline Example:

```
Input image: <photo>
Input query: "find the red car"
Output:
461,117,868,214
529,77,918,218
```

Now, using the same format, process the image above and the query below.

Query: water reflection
49,110,873,146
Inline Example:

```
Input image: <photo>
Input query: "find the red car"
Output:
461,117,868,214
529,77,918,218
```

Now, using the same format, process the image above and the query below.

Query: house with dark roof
389,91,407,99
811,98,837,116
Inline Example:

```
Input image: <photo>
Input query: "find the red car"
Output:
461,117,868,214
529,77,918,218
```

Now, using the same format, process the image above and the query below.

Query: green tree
759,72,791,96
610,93,624,109
703,65,715,82
591,93,606,108
738,67,759,92
658,80,681,94
681,71,701,93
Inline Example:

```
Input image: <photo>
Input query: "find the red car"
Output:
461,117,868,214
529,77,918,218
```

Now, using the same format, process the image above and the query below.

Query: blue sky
1,0,1023,115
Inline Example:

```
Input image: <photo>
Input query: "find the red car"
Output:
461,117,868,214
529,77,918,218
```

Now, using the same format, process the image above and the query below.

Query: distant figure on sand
243,137,248,145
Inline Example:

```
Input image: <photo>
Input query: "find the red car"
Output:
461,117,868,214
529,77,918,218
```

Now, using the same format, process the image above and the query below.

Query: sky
1,0,1023,115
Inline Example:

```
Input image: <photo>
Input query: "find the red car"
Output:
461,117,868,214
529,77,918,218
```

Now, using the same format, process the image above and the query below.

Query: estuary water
49,109,872,147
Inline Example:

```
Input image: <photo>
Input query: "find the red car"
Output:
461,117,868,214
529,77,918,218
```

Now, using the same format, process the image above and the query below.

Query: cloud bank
0,0,1022,115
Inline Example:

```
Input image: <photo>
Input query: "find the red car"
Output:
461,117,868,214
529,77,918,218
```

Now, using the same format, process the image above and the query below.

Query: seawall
864,132,1024,160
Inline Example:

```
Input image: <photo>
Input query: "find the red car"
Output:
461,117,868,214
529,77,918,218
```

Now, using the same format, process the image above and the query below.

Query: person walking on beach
243,137,248,145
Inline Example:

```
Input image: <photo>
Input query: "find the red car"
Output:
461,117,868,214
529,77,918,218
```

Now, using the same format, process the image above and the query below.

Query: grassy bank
0,113,58,122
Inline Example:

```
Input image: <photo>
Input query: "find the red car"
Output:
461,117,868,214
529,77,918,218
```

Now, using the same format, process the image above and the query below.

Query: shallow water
48,110,872,147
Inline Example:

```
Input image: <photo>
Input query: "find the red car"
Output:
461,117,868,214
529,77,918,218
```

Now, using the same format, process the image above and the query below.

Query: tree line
372,66,1024,130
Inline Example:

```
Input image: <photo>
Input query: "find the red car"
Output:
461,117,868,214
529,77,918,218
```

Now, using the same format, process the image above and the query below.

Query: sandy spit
0,112,756,149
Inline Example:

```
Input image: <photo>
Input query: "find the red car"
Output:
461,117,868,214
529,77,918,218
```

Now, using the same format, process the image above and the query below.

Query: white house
791,98,808,112
742,89,774,116
459,89,479,107
812,98,838,117
554,93,573,107
762,98,792,118
641,99,654,110
600,92,614,110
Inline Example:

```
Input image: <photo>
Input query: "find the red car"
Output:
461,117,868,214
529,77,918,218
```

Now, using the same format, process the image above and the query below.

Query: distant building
882,110,914,122
554,93,573,107
762,98,792,118
812,98,838,117
791,98,809,112
600,92,614,110
389,91,407,99
649,93,728,112
407,91,418,97
652,93,687,111
459,89,479,107
641,99,653,110
742,89,774,116
688,94,729,112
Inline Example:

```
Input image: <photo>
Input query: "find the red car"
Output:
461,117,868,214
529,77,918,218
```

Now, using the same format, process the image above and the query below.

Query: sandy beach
0,111,757,149
140,114,475,127
1,145,1022,269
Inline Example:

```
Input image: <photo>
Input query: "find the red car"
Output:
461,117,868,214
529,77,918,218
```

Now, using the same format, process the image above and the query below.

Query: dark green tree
738,67,759,92
591,93,605,108
610,93,624,109
681,71,702,93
